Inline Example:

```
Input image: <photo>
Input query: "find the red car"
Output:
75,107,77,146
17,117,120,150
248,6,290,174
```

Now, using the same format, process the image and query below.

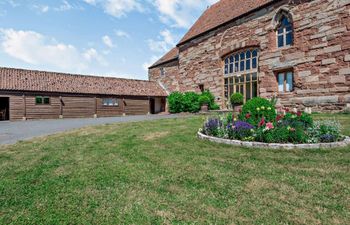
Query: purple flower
233,121,254,131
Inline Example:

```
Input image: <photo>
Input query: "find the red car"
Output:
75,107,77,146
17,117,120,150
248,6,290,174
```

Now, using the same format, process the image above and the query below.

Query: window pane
225,78,228,85
229,84,234,96
286,32,293,45
246,50,251,59
240,52,245,60
36,97,42,104
240,85,244,95
225,58,229,64
43,97,50,104
281,16,289,26
246,74,251,82
286,72,293,92
286,25,292,32
240,60,245,71
229,63,233,73
252,50,257,57
252,82,258,98
252,58,257,69
252,73,258,81
278,28,283,34
235,54,239,62
235,62,239,72
230,77,234,84
224,85,228,98
224,65,228,74
278,73,285,92
246,59,251,70
246,82,251,100
235,77,239,83
230,56,234,63
239,76,244,83
278,35,284,48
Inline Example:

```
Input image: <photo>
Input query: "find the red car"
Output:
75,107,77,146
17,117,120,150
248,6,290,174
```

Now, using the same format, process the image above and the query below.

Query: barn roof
178,0,275,45
149,47,179,69
0,67,167,97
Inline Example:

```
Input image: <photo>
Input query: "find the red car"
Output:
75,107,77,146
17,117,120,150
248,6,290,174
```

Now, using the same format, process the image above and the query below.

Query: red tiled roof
0,67,167,97
179,0,275,44
149,47,179,68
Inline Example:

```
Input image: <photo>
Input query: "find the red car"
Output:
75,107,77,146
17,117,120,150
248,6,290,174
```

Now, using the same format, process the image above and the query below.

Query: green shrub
168,92,184,113
183,92,200,113
239,97,276,127
211,103,220,110
230,93,243,106
282,112,313,129
199,95,210,106
201,90,216,109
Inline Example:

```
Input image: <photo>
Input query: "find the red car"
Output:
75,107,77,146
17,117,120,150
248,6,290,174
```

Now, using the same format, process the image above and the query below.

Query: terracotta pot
201,104,209,112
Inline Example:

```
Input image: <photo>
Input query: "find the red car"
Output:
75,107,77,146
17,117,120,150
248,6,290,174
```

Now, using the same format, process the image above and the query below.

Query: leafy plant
168,92,184,113
230,93,243,106
203,118,222,136
211,103,221,110
199,95,211,106
183,92,200,113
201,90,216,109
239,97,276,127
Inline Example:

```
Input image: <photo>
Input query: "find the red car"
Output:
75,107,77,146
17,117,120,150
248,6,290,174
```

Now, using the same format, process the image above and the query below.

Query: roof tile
0,67,167,97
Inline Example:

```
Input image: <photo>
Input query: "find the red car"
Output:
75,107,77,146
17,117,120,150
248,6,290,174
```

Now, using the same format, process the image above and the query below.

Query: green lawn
0,114,349,224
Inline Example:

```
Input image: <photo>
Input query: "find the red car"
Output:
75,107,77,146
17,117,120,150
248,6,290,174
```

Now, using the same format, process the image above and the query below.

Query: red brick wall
151,0,350,112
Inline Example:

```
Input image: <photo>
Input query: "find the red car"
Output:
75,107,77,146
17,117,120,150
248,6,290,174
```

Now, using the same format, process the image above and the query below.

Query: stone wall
148,60,180,94
158,0,350,112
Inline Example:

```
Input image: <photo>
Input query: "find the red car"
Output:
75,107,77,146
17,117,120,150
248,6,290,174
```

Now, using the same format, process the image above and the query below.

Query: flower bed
198,97,349,149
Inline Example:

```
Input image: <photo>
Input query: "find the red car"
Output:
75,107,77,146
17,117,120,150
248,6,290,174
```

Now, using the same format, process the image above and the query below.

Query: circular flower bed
198,97,350,149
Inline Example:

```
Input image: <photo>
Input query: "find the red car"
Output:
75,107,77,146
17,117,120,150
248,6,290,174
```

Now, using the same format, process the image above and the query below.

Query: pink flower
266,122,274,130
245,113,251,119
276,114,284,122
297,111,302,117
258,117,265,127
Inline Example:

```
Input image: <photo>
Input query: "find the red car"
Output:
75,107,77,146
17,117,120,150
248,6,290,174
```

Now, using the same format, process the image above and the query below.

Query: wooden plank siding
0,91,157,121
25,96,61,120
124,99,150,116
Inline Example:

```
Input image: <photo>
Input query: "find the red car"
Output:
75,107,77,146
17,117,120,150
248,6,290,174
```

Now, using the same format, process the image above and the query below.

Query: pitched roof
0,67,167,97
149,47,179,69
178,0,275,45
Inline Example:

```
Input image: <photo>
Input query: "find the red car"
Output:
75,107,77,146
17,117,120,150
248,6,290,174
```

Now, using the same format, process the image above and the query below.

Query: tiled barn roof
0,67,167,97
149,47,179,68
179,0,275,44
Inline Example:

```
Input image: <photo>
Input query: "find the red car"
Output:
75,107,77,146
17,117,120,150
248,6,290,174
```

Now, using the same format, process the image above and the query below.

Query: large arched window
276,13,293,48
224,49,259,102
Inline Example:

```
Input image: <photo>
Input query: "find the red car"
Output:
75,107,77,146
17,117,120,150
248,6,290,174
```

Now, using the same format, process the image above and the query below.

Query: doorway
0,97,9,121
150,98,155,114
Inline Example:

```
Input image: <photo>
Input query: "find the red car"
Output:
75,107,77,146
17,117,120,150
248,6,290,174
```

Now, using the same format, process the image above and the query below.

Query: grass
0,114,349,224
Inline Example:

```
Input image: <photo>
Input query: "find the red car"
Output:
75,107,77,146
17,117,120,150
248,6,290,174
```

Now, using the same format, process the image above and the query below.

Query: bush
183,92,200,113
211,103,220,110
281,112,313,129
199,95,211,106
168,92,184,113
239,97,276,127
201,90,216,109
230,93,243,106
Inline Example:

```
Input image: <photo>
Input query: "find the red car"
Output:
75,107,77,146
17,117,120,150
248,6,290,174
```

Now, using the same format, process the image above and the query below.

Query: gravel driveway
0,114,184,145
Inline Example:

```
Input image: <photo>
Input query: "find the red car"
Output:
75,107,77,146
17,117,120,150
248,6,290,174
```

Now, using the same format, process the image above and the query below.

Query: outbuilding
0,67,167,121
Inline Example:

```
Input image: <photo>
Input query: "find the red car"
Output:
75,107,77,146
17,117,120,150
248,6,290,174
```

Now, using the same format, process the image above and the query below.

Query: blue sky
0,0,218,80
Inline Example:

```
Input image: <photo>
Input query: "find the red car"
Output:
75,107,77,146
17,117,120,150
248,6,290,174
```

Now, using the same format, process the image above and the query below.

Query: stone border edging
197,131,350,150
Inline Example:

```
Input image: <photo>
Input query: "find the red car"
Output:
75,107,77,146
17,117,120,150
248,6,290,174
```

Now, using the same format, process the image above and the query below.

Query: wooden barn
0,67,167,121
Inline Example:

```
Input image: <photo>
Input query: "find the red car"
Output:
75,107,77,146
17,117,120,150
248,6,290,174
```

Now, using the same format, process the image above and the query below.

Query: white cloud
147,29,176,53
0,29,107,72
83,0,143,18
34,5,49,13
142,55,161,71
115,30,130,38
102,35,114,48
55,0,73,11
153,0,219,28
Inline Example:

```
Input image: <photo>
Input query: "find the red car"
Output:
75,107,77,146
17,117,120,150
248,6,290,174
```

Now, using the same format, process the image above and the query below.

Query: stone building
149,0,350,112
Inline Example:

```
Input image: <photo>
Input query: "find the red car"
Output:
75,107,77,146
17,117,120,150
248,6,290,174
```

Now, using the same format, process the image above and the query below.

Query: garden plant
201,97,346,144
